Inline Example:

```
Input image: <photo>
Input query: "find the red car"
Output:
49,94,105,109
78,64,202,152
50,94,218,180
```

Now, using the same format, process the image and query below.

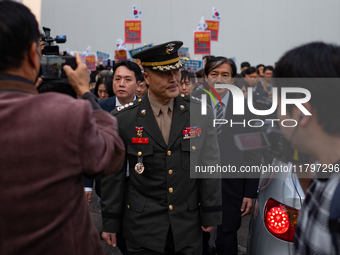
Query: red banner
194,31,211,55
125,20,141,44
85,55,96,71
206,20,219,41
115,50,127,63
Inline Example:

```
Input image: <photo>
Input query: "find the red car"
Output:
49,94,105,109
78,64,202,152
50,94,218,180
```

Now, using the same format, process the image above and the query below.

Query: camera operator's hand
63,52,90,97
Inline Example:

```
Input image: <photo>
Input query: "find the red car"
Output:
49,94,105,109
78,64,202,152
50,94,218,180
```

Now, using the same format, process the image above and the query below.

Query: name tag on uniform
132,138,149,144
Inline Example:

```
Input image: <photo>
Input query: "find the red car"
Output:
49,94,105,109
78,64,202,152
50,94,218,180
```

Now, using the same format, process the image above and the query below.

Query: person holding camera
0,1,125,255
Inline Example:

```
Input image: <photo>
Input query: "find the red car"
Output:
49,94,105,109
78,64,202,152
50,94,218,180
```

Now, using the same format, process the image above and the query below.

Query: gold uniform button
167,150,171,156
192,146,196,151
138,98,142,102
138,151,142,156
181,94,185,97
198,203,201,206
169,205,173,210
169,187,173,193
168,169,173,175
127,205,130,209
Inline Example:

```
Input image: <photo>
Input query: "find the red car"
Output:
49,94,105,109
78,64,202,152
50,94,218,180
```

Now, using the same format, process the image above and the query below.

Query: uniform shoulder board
190,96,202,102
112,98,140,115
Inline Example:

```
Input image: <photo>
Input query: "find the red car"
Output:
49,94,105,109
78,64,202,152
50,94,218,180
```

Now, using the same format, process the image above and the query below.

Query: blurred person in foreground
275,42,340,255
0,1,125,254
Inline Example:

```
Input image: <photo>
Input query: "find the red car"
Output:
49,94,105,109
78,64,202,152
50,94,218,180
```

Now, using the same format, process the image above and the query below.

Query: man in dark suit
244,66,269,103
101,41,222,254
0,2,125,254
84,60,140,205
192,57,261,255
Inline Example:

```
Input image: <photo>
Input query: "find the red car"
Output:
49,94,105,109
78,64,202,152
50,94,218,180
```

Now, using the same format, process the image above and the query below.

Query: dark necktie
216,102,224,140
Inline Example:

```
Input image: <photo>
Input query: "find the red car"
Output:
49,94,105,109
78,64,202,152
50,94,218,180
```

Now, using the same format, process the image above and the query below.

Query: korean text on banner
194,31,211,55
85,55,96,71
125,20,141,44
115,50,127,63
206,20,219,41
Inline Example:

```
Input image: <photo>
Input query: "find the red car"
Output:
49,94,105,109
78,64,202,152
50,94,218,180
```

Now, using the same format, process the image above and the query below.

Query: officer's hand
102,232,117,247
201,226,214,233
84,191,92,205
241,197,253,217
63,52,90,97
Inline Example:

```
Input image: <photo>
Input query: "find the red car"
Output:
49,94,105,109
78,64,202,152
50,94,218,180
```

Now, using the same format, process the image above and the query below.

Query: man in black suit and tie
244,66,269,103
192,57,261,255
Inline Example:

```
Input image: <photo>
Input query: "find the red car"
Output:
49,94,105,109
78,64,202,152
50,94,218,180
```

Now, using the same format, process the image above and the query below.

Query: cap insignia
165,43,175,54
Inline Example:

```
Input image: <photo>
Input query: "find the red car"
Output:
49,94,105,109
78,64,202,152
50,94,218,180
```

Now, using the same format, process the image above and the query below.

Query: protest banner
194,31,211,54
125,20,141,44
129,44,153,58
181,59,203,72
115,50,128,63
206,20,219,41
97,51,111,60
85,55,96,71
178,47,190,58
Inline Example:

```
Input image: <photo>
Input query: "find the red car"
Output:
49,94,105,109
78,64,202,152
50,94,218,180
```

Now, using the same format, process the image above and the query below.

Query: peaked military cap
132,41,184,72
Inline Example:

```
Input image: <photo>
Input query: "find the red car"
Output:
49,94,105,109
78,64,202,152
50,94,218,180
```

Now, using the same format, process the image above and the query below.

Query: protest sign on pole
125,20,142,44
206,20,219,41
194,31,211,55
96,51,111,60
178,47,190,58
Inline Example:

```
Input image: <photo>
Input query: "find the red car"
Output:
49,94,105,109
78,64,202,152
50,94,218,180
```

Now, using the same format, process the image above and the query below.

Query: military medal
183,126,202,139
132,127,149,144
135,151,144,174
135,162,145,174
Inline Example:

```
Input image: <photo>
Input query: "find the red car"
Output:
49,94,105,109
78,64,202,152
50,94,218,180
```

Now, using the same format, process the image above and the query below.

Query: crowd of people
1,1,340,255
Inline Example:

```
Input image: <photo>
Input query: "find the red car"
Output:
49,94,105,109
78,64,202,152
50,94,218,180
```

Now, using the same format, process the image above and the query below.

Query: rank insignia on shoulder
183,126,202,140
117,102,134,111
191,96,201,102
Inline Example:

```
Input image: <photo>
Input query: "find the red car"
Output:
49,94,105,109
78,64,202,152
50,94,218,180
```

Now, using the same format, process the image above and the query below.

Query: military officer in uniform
101,41,222,254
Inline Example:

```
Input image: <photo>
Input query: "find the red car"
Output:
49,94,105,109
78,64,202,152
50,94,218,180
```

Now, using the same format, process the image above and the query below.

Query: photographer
0,1,124,255
274,42,340,255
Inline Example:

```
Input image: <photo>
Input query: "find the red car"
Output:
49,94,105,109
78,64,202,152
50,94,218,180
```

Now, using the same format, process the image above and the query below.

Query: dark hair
0,1,40,72
256,64,265,69
205,56,237,78
274,42,340,134
38,79,77,98
244,67,258,76
241,62,251,69
181,70,195,83
113,60,141,81
136,72,145,82
203,55,214,62
196,69,205,79
264,65,274,73
234,75,249,90
93,73,114,98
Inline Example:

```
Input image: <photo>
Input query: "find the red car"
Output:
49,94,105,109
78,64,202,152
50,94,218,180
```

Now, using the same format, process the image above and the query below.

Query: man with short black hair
261,65,274,97
240,61,251,71
274,42,340,255
0,2,125,254
244,66,268,102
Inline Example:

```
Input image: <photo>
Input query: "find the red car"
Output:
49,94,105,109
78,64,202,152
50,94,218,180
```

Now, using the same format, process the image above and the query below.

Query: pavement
88,192,249,255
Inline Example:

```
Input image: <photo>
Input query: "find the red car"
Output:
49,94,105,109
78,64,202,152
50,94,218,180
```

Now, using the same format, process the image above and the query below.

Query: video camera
41,27,66,56
38,27,77,97
234,121,309,164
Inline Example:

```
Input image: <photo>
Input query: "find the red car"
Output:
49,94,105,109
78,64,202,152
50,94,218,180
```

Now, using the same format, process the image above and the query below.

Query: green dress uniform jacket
101,94,222,253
